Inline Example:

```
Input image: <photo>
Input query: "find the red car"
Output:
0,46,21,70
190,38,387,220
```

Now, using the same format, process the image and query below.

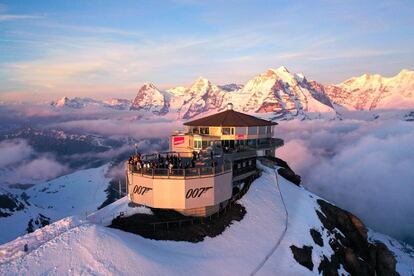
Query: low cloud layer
0,139,68,186
277,119,414,245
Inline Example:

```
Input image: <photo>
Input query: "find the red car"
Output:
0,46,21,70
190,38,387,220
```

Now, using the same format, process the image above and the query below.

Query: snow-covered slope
0,165,111,245
1,162,412,275
325,69,414,110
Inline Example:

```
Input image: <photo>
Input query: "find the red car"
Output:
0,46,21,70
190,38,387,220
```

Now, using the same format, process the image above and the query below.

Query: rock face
325,69,414,110
0,193,25,217
314,199,398,276
290,245,314,271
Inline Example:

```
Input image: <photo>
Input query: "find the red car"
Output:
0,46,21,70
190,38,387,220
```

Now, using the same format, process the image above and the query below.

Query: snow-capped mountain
103,98,131,110
49,67,414,120
51,97,131,110
130,83,169,115
51,97,102,109
325,69,414,110
0,160,412,275
177,77,226,119
225,66,335,118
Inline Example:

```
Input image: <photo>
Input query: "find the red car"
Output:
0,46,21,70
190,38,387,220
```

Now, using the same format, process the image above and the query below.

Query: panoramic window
222,127,234,135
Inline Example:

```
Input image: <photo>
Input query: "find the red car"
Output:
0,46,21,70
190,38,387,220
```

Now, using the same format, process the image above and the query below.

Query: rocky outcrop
277,167,301,186
316,199,398,276
290,245,314,271
0,194,25,217
26,214,50,233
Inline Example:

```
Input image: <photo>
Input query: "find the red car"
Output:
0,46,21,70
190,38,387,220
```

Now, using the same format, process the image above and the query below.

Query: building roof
183,109,278,127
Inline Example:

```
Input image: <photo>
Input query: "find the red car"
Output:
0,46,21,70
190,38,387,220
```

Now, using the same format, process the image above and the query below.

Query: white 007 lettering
185,187,212,199
133,185,152,195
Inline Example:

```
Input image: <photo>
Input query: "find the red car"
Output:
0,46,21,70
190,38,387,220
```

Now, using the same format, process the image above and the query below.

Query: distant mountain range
51,67,414,119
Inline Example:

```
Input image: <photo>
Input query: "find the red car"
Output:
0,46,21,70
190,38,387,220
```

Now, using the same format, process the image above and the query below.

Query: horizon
1,0,414,102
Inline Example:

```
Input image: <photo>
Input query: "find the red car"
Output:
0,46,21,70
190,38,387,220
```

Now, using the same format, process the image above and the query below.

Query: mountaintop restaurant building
172,103,279,157
127,103,283,217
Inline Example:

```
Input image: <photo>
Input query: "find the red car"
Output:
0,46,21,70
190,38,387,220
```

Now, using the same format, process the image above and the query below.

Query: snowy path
251,164,289,275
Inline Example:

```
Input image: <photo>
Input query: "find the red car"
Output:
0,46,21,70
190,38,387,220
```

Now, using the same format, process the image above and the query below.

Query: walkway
250,161,289,275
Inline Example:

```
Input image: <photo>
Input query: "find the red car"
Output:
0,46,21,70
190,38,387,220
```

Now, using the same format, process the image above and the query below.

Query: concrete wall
127,171,233,210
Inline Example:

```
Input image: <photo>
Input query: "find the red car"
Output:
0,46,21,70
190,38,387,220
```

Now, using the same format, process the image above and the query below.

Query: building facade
127,103,283,217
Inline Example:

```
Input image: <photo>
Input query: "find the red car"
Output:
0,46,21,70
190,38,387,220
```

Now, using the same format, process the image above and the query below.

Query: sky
0,0,413,102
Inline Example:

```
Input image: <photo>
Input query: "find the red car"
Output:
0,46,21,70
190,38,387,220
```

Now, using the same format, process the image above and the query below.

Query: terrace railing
128,162,232,179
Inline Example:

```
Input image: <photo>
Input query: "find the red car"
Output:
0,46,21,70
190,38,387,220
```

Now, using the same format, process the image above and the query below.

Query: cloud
0,14,43,21
277,118,414,245
53,117,182,140
14,156,68,183
0,139,33,167
0,139,68,186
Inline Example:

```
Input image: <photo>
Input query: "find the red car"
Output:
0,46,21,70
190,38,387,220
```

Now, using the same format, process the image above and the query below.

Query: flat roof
183,109,278,127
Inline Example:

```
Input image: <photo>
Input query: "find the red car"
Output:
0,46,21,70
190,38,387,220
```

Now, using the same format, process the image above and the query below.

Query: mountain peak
276,65,290,73
396,69,413,78
190,76,211,92
141,83,158,90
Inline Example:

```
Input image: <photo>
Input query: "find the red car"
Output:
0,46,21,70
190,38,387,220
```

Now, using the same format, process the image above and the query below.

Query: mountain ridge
50,67,414,119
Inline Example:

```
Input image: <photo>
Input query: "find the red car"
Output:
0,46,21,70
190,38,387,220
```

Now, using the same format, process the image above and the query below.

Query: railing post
152,168,154,178
198,168,201,176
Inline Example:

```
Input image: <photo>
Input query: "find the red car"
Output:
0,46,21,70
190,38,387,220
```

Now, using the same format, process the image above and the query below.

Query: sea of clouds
0,103,413,246
277,116,414,245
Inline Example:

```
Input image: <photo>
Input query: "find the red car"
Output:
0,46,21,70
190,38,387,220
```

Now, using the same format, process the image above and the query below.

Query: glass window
248,126,257,135
194,140,202,149
192,127,199,134
202,141,208,148
200,127,209,134
259,126,266,135
222,127,234,135
267,126,272,134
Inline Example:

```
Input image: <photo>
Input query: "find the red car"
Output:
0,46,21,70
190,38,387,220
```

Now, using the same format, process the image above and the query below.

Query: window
248,126,257,135
200,127,209,134
267,126,272,134
259,126,267,135
222,127,234,135
194,140,202,149
202,141,208,148
192,127,199,134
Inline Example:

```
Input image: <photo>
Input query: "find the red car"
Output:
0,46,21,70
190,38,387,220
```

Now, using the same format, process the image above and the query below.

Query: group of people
128,152,203,174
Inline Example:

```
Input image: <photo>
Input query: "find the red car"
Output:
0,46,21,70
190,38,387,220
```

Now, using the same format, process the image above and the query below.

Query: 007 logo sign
133,185,152,195
185,187,212,199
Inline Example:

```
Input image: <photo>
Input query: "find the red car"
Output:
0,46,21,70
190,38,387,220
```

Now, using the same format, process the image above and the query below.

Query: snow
328,69,414,110
1,161,412,275
0,165,111,245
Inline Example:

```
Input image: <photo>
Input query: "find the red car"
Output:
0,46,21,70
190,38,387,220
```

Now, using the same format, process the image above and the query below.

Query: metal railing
128,162,232,179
